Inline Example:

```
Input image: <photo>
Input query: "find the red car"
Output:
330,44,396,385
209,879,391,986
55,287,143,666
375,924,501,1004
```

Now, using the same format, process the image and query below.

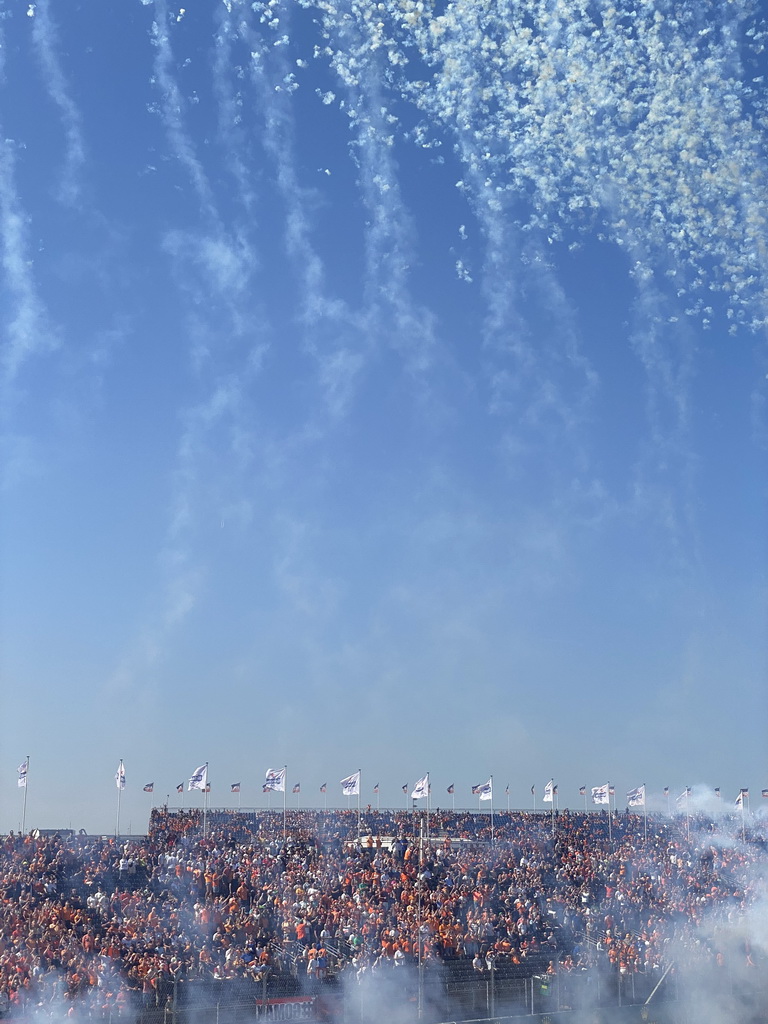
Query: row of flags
18,761,768,807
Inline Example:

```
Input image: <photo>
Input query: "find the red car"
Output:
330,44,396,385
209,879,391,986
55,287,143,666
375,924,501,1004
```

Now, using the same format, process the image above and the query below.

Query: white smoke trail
28,0,86,206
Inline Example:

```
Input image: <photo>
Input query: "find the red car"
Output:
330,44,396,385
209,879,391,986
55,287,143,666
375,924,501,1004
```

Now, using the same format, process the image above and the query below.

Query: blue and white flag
340,770,361,796
18,761,28,789
627,785,645,807
189,763,208,792
543,779,556,803
264,767,286,793
115,761,126,791
411,774,429,800
472,779,493,801
735,788,748,807
591,783,609,805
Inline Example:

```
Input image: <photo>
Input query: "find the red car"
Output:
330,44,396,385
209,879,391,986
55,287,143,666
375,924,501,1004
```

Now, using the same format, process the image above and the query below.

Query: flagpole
426,772,430,844
551,781,555,838
116,760,123,838
490,775,494,846
607,784,612,844
532,786,536,814
283,765,287,842
583,788,587,813
357,769,361,840
21,756,29,834
685,788,690,843
506,786,510,814
203,763,209,838
643,785,647,842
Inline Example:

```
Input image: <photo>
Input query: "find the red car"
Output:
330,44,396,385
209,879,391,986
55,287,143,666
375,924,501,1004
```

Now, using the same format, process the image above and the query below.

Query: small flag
543,779,555,803
231,783,241,793
675,787,691,805
320,783,327,793
176,783,183,794
402,784,408,793
609,785,615,797
115,761,126,791
472,779,493,801
264,768,286,793
293,783,301,794
189,764,208,792
205,783,211,793
411,774,429,800
373,783,379,794
626,785,645,807
663,787,669,796
531,785,535,796
18,761,28,789
505,784,509,795
735,788,748,808
143,783,154,793
714,787,721,798
592,784,609,805
579,786,586,797
340,771,361,796
447,784,454,794
761,789,768,799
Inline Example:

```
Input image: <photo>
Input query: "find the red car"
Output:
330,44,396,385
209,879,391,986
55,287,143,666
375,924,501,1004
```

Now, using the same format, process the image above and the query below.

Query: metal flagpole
607,784,612,844
283,766,287,842
21,757,29,834
116,760,123,837
202,764,209,838
426,772,430,844
357,769,361,840
643,786,647,842
506,785,510,814
490,775,494,845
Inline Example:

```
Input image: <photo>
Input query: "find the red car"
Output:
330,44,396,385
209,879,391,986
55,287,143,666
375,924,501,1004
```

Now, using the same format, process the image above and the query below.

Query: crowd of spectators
0,807,765,1018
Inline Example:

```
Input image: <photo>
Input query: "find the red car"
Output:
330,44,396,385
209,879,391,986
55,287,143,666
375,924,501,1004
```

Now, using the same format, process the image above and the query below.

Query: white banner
340,770,361,796
189,763,208,792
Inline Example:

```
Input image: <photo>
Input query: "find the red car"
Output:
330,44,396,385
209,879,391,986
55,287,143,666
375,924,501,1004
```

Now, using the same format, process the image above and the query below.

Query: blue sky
1,0,766,834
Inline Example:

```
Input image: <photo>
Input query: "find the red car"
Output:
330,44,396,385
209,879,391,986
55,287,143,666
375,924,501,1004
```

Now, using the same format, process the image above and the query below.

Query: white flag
411,773,429,800
735,788,748,807
626,785,645,807
543,779,555,803
472,779,493,801
591,783,609,805
115,761,126,791
189,763,208,792
264,767,286,793
340,770,361,797
18,762,28,789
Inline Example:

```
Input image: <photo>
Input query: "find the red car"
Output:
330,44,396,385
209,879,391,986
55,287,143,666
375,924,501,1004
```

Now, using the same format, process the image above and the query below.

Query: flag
411,774,429,800
115,761,126,791
447,784,454,794
373,783,379,794
402,784,408,793
531,785,535,796
205,783,211,793
231,783,241,793
609,785,615,797
472,779,493,801
714,787,721,798
626,785,645,807
18,762,28,789
292,783,301,794
505,784,509,795
579,786,586,797
143,783,154,793
735,790,745,807
663,786,669,796
263,767,286,793
320,783,327,793
762,789,768,799
675,787,691,806
189,764,208,792
591,784,609,805
176,783,183,794
543,779,555,803
340,771,361,796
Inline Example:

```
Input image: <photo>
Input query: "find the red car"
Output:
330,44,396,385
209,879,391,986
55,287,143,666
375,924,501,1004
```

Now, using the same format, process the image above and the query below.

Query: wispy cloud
28,0,86,206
